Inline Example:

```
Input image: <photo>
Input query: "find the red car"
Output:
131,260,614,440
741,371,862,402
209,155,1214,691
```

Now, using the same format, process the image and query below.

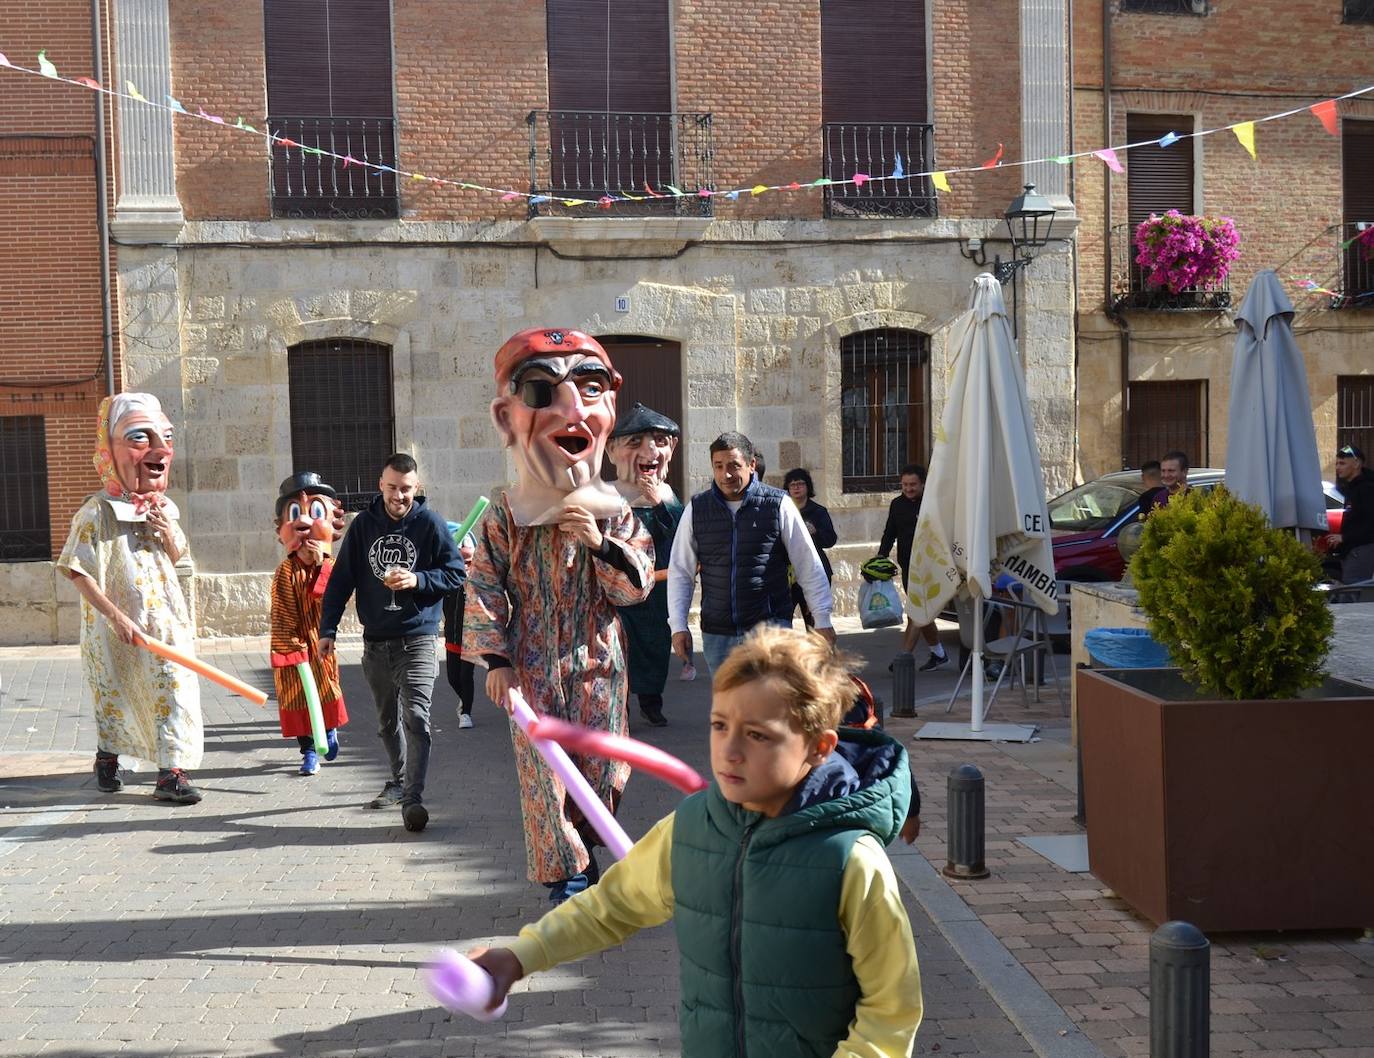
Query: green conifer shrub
1129,486,1333,700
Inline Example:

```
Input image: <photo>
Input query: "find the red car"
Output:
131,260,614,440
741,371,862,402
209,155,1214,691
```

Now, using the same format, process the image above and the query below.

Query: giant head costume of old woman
490,327,627,525
93,392,177,517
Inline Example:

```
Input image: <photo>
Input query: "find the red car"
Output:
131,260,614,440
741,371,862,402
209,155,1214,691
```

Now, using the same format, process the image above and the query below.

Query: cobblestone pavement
3,623,1371,1057
0,624,1038,1058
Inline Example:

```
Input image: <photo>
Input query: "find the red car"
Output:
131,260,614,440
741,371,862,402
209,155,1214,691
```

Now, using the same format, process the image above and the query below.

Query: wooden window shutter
264,0,393,116
1126,113,1194,229
546,0,670,113
1343,120,1374,222
821,0,928,123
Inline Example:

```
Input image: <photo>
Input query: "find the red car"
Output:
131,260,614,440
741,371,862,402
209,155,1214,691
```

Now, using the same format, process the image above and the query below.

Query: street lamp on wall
993,183,1057,283
958,183,1058,338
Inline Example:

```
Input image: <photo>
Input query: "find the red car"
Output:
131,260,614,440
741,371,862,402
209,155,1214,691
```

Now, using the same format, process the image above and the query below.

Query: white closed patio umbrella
1225,269,1327,533
906,274,1059,738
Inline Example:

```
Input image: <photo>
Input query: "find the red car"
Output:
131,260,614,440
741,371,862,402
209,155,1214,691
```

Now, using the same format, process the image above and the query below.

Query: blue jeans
361,636,438,805
702,620,796,674
701,632,747,675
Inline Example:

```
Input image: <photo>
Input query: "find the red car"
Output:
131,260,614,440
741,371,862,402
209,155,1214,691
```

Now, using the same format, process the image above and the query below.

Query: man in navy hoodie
319,453,464,832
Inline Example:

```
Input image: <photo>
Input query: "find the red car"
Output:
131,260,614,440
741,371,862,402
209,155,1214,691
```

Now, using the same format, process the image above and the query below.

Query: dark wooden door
596,335,685,501
1125,380,1208,470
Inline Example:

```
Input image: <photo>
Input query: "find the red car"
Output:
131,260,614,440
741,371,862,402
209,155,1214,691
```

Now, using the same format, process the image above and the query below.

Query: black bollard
1150,921,1210,1058
891,653,917,718
943,764,990,879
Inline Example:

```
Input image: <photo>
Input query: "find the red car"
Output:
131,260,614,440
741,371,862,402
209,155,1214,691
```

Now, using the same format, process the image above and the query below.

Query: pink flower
1134,212,1240,294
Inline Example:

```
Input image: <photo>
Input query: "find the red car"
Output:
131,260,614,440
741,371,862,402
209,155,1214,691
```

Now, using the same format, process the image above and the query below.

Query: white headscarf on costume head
108,393,166,433
93,391,171,505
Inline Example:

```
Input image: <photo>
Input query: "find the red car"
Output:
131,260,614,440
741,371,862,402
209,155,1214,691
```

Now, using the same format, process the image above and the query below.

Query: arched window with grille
287,338,395,511
840,328,930,493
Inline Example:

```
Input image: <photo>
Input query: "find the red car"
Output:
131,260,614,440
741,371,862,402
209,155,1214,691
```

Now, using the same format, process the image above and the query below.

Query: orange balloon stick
135,634,269,705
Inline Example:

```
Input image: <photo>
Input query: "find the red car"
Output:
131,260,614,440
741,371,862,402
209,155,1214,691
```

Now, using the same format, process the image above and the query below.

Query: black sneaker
367,782,404,809
94,752,122,793
918,653,948,672
639,703,668,727
153,768,202,805
402,801,429,833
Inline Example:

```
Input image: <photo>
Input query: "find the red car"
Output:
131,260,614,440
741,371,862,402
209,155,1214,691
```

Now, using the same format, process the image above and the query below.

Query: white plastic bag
858,579,905,629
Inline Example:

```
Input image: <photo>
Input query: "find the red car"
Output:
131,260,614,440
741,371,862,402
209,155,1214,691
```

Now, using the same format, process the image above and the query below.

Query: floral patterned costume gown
464,495,654,882
57,495,203,770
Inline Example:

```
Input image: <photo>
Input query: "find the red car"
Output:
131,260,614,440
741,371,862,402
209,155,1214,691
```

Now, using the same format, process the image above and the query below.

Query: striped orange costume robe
270,555,348,737
463,495,653,883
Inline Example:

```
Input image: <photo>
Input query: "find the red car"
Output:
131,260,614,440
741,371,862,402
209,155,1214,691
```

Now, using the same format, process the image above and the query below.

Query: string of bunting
2,48,1372,210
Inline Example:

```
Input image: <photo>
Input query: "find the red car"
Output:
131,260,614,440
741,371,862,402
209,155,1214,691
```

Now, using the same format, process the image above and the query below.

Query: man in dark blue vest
668,431,835,673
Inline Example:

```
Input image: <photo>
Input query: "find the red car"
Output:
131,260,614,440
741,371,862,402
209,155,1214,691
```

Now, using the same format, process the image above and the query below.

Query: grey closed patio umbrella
1225,270,1327,532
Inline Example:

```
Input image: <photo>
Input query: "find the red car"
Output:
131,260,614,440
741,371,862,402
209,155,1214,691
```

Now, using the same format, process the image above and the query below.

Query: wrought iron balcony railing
1118,0,1210,14
1110,223,1232,311
1344,0,1374,23
267,115,399,220
822,122,937,219
526,110,713,218
1334,222,1374,309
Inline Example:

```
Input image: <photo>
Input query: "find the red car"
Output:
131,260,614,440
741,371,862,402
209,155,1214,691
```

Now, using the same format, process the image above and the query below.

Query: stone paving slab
0,625,1042,1057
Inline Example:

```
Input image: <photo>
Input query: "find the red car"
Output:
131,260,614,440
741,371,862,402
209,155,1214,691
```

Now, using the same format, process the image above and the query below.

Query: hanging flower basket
1134,211,1241,294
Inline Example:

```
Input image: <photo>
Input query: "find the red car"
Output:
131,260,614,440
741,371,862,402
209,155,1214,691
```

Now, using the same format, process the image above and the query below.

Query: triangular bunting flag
1051,155,1072,165
852,173,870,187
500,192,521,202
932,171,951,193
1310,99,1339,136
980,143,1004,169
891,153,905,179
665,185,684,196
1094,148,1124,173
1158,131,1180,148
167,95,187,113
1231,121,1256,159
0,52,10,67
75,77,101,90
750,185,767,196
38,51,58,78
126,81,147,102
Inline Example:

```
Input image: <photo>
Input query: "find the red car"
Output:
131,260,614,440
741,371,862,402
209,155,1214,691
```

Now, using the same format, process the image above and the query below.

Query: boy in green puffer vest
469,625,924,1057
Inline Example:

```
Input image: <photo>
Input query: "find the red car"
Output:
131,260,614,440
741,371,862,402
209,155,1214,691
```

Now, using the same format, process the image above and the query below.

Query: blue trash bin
1083,627,1171,669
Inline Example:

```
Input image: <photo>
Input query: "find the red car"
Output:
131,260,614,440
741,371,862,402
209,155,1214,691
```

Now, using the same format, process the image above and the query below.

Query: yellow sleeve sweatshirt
508,812,923,1058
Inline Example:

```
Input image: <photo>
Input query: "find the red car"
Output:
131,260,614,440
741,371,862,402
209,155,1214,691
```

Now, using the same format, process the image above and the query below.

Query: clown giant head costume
607,403,680,508
93,392,178,519
274,471,345,565
490,328,627,525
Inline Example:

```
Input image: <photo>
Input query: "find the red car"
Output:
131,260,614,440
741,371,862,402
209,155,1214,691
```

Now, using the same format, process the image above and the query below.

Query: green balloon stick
452,495,490,544
295,661,329,755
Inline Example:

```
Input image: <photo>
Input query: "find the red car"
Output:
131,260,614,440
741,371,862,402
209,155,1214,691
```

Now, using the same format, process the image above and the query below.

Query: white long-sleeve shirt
668,491,833,633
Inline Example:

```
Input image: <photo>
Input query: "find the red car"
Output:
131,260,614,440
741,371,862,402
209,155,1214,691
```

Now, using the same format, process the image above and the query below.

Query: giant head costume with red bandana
490,328,627,525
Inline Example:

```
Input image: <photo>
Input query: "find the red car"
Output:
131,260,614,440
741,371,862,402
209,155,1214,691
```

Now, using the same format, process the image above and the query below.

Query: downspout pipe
92,0,116,397
1102,0,1130,469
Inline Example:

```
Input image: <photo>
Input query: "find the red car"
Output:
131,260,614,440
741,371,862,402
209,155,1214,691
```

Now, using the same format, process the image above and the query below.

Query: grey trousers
1342,543,1374,584
361,635,438,804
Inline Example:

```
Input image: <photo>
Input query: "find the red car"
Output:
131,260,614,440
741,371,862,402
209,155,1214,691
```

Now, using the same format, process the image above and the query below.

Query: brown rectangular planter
1077,667,1374,932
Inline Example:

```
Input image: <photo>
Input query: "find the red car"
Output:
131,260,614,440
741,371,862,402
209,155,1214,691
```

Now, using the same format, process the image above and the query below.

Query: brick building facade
2,0,1080,642
1072,0,1374,479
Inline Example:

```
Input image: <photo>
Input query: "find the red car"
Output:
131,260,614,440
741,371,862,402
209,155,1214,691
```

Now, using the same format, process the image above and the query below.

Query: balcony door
543,1,674,204
821,0,932,217
1343,120,1374,302
264,0,398,218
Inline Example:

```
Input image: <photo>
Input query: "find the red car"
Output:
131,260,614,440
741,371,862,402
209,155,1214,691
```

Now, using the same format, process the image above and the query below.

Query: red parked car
1049,469,1345,584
